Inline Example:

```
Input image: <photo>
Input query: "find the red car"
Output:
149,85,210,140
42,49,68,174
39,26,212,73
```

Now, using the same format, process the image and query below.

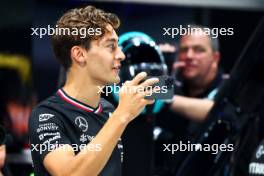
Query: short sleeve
29,107,71,162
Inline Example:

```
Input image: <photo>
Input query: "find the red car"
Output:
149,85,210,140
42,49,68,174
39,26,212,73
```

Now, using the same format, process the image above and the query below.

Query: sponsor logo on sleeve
39,113,54,122
42,134,61,144
36,123,59,133
39,132,60,141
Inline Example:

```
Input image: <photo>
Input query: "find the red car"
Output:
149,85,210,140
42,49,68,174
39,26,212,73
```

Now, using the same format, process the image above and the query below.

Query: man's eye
179,47,188,53
193,47,205,53
108,44,115,51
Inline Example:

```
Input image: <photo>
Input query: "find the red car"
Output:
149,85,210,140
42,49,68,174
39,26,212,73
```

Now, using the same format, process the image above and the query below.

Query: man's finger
173,61,186,70
140,78,159,88
131,72,147,85
141,98,155,105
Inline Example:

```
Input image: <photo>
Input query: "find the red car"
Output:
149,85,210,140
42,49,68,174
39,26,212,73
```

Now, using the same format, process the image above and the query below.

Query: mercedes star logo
75,116,88,132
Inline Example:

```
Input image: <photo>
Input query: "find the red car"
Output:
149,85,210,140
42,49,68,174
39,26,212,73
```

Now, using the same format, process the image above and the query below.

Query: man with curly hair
29,6,158,176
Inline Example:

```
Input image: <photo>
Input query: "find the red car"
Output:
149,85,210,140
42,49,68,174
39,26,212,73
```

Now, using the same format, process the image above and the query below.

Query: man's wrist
111,109,131,126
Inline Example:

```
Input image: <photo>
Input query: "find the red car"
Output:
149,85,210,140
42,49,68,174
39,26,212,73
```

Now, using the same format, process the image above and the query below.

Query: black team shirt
29,89,123,176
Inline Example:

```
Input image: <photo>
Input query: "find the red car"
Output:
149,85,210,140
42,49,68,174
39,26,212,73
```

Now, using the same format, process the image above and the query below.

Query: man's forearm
170,95,214,122
45,111,129,176
74,111,128,175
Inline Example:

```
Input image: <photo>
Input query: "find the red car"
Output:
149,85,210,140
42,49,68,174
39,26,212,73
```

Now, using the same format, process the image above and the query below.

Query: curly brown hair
51,5,120,71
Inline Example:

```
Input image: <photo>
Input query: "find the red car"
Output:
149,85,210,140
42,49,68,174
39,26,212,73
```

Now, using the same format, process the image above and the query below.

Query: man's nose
115,47,126,61
186,49,194,59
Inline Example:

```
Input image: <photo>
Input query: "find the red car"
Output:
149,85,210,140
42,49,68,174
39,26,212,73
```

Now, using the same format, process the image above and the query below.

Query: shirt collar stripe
95,103,103,114
57,89,102,114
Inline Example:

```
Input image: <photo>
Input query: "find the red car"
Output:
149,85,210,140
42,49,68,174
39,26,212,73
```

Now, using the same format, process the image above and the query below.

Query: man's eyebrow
179,46,188,50
105,38,118,43
180,44,203,49
193,45,205,49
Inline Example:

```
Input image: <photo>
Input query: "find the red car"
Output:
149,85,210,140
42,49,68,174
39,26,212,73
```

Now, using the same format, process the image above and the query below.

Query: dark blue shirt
29,89,123,176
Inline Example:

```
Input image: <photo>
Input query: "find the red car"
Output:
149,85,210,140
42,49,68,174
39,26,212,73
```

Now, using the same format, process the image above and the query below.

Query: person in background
170,25,227,127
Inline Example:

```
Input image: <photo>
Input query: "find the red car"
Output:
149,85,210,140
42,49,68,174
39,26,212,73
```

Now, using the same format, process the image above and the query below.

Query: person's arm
42,72,158,176
0,145,6,176
170,95,214,122
44,111,128,176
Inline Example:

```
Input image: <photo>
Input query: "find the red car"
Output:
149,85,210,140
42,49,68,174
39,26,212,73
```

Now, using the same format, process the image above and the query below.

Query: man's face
178,33,219,83
84,25,125,85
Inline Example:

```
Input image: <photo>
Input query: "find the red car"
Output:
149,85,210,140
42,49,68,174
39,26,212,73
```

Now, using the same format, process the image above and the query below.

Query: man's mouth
112,65,121,73
185,63,197,69
186,65,196,69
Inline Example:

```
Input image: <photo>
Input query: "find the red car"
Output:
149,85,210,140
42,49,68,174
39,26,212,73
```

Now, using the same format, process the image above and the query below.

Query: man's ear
70,46,86,66
211,51,220,70
213,51,220,64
